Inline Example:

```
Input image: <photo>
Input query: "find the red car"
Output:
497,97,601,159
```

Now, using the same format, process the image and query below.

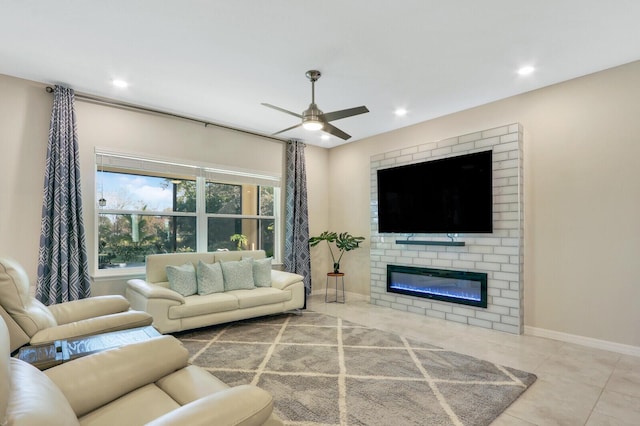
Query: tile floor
307,293,640,425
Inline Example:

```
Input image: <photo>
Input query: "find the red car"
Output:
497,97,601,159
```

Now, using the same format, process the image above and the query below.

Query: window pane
98,214,196,269
259,186,274,216
97,171,195,213
95,162,280,272
205,182,241,214
173,180,197,213
207,218,275,257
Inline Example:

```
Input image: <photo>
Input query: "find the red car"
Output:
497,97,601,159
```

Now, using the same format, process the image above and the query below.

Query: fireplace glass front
387,265,487,308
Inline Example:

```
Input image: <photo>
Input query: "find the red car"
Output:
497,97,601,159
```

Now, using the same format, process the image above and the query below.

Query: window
96,152,280,272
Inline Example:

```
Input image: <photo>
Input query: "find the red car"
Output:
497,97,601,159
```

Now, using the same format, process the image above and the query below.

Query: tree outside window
97,170,276,270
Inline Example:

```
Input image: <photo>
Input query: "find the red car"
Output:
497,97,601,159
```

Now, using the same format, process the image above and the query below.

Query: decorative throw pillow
219,258,256,291
197,261,224,295
243,256,272,287
166,263,197,296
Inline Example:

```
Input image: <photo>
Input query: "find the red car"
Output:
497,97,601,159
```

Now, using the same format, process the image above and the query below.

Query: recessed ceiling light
321,135,330,140
395,108,408,116
112,79,128,88
517,66,535,76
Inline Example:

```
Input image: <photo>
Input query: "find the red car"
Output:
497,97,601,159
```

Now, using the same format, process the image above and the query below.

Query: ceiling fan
262,70,369,140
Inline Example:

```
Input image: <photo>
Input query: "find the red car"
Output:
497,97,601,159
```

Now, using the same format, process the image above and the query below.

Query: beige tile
605,354,640,399
534,343,619,388
617,354,640,373
585,412,632,426
504,377,602,425
587,389,640,425
491,413,538,425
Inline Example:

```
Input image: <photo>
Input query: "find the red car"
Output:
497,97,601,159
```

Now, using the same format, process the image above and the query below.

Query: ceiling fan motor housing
303,103,323,121
302,103,324,130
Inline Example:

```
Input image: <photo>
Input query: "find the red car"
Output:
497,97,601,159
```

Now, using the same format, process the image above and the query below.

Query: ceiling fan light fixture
302,102,323,131
302,120,323,131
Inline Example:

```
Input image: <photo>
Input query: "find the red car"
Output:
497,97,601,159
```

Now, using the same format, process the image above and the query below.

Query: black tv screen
377,150,493,234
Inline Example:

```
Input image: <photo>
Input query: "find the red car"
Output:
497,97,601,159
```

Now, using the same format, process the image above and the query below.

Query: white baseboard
309,289,370,302
525,326,640,357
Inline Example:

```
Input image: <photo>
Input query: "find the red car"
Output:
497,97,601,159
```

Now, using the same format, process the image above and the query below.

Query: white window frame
94,149,281,277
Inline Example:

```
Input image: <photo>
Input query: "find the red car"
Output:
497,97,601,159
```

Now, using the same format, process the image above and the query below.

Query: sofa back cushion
220,259,256,291
6,358,80,425
146,253,216,284
0,258,57,337
166,263,198,297
1,318,9,424
145,251,267,286
0,305,30,352
196,261,225,295
213,250,266,263
244,257,273,287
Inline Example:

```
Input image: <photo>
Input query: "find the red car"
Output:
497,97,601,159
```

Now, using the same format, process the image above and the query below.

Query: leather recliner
0,317,283,425
0,257,153,352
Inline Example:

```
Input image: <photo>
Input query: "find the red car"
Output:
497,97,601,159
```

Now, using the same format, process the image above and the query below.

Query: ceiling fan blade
323,106,369,122
261,103,302,118
272,122,303,136
322,122,351,140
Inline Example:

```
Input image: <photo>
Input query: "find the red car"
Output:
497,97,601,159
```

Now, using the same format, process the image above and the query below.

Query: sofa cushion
229,288,291,309
156,365,230,405
244,256,272,287
169,293,239,319
166,263,197,297
78,383,179,426
8,359,80,426
219,259,256,291
0,258,58,337
196,261,224,295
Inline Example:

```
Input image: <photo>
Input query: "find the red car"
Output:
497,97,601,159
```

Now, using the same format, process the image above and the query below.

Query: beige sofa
0,316,282,426
126,250,305,334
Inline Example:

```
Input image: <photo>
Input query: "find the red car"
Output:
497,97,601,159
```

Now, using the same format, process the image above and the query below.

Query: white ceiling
2,1,640,148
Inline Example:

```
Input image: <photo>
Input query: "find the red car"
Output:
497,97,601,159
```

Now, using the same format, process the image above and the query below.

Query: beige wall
0,74,332,294
0,77,51,279
2,59,640,348
328,60,640,347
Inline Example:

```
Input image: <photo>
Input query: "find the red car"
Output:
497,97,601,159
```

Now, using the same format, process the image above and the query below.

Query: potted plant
230,233,248,250
309,231,365,274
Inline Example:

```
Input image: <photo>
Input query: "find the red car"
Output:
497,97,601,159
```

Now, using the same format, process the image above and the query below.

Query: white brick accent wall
370,124,524,334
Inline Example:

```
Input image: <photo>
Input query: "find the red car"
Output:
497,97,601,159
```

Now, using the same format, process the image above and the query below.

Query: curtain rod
44,86,286,144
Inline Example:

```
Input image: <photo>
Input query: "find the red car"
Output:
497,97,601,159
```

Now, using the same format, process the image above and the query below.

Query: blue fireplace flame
387,266,487,308
390,281,481,302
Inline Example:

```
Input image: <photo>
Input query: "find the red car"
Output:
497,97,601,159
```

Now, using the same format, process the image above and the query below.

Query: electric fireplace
387,265,487,308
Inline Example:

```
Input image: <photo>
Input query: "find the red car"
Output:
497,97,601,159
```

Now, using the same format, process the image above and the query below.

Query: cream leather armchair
0,317,283,426
0,258,152,352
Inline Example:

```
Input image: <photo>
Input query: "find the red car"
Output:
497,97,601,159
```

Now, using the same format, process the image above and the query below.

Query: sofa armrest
146,385,275,426
127,279,185,303
270,270,304,291
48,295,130,325
45,335,188,417
29,310,153,345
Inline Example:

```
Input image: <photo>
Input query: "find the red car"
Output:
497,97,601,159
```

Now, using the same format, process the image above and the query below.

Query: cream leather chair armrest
47,295,130,324
29,310,153,345
146,385,276,426
127,279,185,303
270,270,304,291
45,335,188,418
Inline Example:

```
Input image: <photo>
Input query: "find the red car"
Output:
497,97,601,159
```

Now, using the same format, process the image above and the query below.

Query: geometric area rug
176,312,537,426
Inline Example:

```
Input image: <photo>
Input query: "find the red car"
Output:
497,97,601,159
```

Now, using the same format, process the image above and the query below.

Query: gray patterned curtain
36,85,91,305
284,140,311,296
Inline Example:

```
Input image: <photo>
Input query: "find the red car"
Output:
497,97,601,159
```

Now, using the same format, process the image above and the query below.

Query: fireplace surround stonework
370,124,524,334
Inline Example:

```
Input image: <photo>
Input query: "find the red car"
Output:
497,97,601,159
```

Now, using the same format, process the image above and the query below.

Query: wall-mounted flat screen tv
377,150,493,234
